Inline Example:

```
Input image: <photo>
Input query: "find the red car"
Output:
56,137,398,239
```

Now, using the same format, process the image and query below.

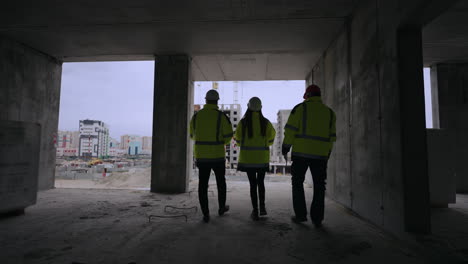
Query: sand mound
97,167,151,188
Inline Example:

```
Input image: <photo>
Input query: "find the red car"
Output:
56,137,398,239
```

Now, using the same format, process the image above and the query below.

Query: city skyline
58,127,152,144
59,62,434,139
58,126,153,139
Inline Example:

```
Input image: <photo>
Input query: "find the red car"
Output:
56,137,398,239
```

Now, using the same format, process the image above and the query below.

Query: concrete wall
0,37,62,190
426,129,457,207
431,63,468,193
306,0,433,234
0,121,41,213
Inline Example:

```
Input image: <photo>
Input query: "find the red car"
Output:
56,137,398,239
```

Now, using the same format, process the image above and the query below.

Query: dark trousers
291,158,327,222
246,170,266,211
197,162,226,216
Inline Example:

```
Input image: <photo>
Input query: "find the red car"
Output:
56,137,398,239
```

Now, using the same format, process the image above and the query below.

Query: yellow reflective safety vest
189,104,233,163
283,96,336,160
234,112,276,171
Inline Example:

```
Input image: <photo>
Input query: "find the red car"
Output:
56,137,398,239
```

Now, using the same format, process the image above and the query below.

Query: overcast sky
59,61,155,139
193,81,305,120
59,62,433,140
423,68,433,128
59,62,306,139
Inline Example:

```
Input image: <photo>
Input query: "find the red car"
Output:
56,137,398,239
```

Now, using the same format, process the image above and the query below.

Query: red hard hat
303,84,321,99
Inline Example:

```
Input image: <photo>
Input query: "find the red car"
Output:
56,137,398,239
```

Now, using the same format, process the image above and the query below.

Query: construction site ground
55,167,292,189
1,181,467,263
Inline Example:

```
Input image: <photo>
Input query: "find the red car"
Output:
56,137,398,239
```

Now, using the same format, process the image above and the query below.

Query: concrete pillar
0,37,62,191
397,28,431,233
430,63,468,193
151,55,193,193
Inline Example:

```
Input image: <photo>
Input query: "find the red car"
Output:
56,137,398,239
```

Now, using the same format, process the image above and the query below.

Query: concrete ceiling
423,0,468,66
0,0,357,81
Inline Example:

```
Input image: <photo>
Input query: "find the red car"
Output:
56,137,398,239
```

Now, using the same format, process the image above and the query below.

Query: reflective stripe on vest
216,110,222,143
285,124,299,131
294,102,333,142
295,135,330,142
193,112,198,132
194,109,225,146
196,157,225,163
240,118,269,151
241,146,269,151
195,141,224,145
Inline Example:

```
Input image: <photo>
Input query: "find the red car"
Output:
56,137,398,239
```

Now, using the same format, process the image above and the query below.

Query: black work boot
312,219,322,228
259,205,267,216
218,205,230,216
311,217,322,228
203,214,210,223
251,209,260,221
291,215,307,223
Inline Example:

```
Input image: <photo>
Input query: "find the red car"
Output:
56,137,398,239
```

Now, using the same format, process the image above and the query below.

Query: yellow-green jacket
283,97,336,160
235,112,276,171
190,104,233,163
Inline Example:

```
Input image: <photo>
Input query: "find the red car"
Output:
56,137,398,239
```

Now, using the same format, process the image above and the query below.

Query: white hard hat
205,90,220,101
248,97,262,111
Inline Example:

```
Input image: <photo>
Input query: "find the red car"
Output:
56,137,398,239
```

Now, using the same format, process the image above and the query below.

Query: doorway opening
191,80,305,183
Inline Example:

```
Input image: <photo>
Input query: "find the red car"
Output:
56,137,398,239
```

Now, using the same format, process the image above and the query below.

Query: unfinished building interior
1,0,468,263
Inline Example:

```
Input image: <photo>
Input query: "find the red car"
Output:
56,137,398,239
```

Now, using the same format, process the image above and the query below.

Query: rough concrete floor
0,182,465,264
430,194,468,261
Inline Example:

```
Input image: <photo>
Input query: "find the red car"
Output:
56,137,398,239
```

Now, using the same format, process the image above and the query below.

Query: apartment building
56,130,79,157
219,104,241,169
121,134,142,155
142,136,152,150
78,119,109,158
273,110,292,163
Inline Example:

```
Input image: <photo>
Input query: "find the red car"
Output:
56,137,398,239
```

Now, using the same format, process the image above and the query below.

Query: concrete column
431,63,468,193
397,28,431,233
151,55,193,193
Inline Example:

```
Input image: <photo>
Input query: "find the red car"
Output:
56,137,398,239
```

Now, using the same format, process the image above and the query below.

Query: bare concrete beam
401,0,460,27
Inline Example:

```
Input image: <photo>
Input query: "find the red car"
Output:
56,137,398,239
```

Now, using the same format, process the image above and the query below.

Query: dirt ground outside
55,167,292,189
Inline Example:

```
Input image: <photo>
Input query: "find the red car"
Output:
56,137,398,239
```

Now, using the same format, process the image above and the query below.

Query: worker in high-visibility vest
235,97,276,221
189,89,233,223
282,84,336,228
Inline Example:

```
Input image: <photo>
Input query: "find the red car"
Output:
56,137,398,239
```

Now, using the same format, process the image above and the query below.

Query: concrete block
0,121,41,213
0,37,62,191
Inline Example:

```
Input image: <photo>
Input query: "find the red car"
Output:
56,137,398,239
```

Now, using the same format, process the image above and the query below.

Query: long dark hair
241,109,268,138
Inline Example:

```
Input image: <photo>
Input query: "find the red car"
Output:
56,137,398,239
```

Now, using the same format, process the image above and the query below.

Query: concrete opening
424,68,434,129
55,61,154,190
423,1,468,259
191,80,304,183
